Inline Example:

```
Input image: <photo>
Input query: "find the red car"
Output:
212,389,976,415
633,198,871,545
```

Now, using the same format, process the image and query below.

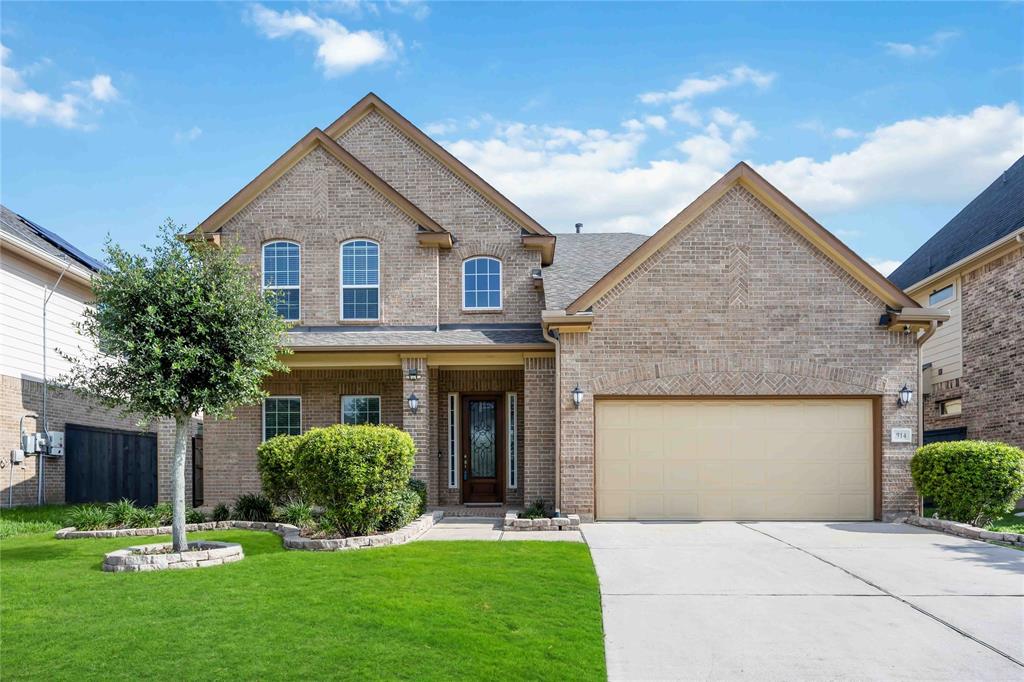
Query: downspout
435,248,440,332
915,320,938,516
541,324,561,515
39,256,71,505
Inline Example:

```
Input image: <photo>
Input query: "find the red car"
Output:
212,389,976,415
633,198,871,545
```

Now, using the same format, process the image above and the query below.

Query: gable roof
189,128,446,237
543,232,649,311
565,162,918,314
1,204,104,274
324,93,551,238
889,155,1024,291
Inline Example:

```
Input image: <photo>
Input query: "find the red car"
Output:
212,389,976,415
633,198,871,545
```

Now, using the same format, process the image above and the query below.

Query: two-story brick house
195,93,947,521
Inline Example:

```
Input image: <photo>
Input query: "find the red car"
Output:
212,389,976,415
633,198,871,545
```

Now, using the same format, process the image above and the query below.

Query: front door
462,394,504,503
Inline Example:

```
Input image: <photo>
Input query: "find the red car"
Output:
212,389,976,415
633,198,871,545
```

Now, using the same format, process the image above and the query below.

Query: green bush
277,500,314,527
257,435,303,504
186,507,207,524
106,498,137,526
911,440,1024,525
66,505,113,531
379,488,422,532
294,424,415,536
520,498,550,520
125,506,158,528
151,502,173,526
233,493,275,522
408,479,427,514
211,503,230,522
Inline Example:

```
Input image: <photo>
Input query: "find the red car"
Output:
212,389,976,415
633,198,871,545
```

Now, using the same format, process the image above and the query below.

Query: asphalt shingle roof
889,156,1024,290
0,204,104,272
542,232,649,311
286,325,549,349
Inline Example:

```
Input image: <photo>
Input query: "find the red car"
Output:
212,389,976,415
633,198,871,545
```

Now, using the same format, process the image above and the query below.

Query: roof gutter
0,232,94,286
902,226,1024,294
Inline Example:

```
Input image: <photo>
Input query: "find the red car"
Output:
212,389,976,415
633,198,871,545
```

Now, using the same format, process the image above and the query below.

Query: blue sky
2,1,1022,275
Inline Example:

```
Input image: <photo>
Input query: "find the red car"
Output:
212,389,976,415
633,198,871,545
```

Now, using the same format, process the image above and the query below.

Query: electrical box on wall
21,433,38,454
45,431,65,457
10,449,25,464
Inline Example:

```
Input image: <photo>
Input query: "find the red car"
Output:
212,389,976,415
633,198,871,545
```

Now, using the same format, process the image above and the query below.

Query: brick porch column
401,356,434,504
524,354,556,507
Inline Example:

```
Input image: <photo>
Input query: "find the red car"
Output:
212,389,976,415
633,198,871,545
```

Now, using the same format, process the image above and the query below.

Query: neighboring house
194,93,946,521
0,206,198,507
889,156,1023,449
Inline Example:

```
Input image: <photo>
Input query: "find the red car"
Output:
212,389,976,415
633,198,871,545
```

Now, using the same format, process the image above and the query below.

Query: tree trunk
171,414,189,552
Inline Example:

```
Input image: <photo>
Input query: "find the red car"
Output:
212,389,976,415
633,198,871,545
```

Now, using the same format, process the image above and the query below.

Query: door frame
460,392,505,504
592,394,882,521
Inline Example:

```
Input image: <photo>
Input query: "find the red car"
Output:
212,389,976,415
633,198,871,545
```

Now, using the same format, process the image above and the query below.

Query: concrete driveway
583,521,1024,681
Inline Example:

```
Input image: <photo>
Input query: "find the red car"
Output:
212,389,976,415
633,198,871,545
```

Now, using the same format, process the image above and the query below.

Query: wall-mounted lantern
407,393,419,413
897,384,914,408
571,384,584,410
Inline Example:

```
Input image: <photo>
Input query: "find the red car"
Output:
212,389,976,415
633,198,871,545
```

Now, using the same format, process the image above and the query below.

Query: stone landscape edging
502,512,581,531
905,515,1024,547
103,540,243,572
56,511,445,551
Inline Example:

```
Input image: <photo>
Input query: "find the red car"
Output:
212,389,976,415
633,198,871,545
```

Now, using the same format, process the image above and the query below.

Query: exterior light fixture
407,393,419,413
897,384,913,408
571,384,584,409
407,366,420,380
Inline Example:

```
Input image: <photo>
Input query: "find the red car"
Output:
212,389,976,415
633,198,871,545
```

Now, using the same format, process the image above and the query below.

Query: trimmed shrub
66,505,113,531
125,506,158,528
520,498,550,519
151,502,173,526
379,488,422,532
911,440,1024,525
277,500,314,527
408,479,427,514
211,503,230,522
186,507,207,524
233,493,274,522
257,434,303,504
295,424,416,536
106,498,137,526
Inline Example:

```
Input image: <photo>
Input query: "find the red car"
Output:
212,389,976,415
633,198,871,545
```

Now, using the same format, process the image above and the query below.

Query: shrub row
257,424,423,536
65,499,206,531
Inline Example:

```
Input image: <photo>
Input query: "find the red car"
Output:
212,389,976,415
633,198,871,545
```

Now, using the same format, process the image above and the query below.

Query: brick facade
1,374,195,506
557,187,920,520
960,245,1024,448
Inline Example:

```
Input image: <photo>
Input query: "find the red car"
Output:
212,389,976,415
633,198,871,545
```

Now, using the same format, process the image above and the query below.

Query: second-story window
341,239,380,320
463,256,502,310
263,241,300,321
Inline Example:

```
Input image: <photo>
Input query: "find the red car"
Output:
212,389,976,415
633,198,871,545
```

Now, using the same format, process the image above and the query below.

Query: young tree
62,221,290,550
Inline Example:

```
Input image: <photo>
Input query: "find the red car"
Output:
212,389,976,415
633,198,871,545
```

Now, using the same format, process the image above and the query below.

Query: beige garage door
596,398,875,521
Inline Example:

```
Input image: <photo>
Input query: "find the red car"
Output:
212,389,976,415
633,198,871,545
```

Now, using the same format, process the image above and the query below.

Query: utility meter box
11,449,25,464
46,431,65,457
21,433,38,454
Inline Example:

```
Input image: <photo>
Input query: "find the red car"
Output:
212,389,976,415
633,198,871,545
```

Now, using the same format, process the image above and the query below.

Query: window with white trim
462,257,501,310
342,396,381,425
340,239,380,320
507,392,517,489
262,241,300,321
928,284,955,306
263,397,301,441
448,393,459,488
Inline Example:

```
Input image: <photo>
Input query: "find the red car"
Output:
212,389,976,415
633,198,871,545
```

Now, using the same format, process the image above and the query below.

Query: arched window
462,256,502,310
262,241,300,321
340,239,380,320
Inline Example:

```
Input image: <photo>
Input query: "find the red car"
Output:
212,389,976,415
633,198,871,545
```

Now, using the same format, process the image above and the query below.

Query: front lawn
987,510,1024,535
0,504,70,539
2,529,606,681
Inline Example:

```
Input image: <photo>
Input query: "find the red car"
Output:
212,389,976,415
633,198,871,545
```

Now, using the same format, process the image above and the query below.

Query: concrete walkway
583,521,1024,681
419,517,583,542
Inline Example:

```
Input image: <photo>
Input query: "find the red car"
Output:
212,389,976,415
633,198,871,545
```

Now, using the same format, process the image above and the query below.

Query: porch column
401,356,434,503
524,354,556,507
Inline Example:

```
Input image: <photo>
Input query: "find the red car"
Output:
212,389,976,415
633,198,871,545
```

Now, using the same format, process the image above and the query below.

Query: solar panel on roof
16,213,106,272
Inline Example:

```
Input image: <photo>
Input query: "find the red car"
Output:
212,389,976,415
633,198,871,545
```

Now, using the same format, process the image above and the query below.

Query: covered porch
274,349,557,509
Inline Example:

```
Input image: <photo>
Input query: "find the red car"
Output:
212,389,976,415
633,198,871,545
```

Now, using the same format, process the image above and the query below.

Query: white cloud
832,127,858,139
757,103,1024,213
1,43,116,130
884,30,960,58
423,118,457,136
439,102,1023,241
868,258,902,276
174,126,203,143
326,0,430,21
643,115,667,131
247,4,400,77
639,65,775,105
670,103,701,126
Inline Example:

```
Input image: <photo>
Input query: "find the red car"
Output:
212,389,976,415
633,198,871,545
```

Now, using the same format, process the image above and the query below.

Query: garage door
596,398,875,521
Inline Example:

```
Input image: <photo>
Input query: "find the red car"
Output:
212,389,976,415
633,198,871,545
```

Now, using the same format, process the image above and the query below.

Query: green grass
1,529,606,681
987,511,1024,535
0,504,72,539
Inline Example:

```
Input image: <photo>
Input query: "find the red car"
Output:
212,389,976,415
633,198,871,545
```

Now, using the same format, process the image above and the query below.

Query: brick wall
524,355,556,507
923,377,965,434
1,374,195,506
961,245,1023,448
557,186,920,520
